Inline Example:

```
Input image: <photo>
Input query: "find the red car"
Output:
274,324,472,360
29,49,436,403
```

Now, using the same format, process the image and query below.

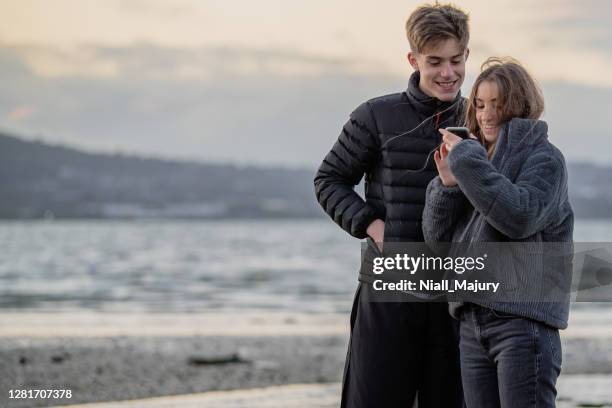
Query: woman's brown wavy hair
466,57,544,155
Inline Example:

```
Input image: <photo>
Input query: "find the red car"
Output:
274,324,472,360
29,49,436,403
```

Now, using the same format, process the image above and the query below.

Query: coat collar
490,118,549,166
406,71,463,115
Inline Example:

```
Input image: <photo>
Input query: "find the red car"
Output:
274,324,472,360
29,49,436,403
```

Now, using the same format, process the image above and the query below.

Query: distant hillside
0,132,609,219
0,133,320,219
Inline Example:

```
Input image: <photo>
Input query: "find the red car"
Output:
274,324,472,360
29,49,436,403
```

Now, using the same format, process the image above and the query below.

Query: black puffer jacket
314,71,465,242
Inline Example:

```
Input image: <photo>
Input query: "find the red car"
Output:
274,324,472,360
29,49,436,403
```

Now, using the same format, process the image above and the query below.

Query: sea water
0,219,609,314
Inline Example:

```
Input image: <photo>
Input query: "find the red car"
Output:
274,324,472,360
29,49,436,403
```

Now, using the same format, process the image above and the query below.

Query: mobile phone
445,127,470,139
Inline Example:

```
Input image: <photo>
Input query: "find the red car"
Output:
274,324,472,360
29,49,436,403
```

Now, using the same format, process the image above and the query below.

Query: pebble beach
1,311,612,408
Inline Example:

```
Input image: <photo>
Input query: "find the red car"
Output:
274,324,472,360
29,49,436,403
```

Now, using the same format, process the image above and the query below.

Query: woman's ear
407,52,419,71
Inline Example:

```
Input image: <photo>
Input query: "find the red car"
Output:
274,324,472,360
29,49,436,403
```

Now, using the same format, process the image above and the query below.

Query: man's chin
434,89,460,102
420,82,461,102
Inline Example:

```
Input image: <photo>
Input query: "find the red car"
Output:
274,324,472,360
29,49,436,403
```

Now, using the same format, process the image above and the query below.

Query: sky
0,0,611,168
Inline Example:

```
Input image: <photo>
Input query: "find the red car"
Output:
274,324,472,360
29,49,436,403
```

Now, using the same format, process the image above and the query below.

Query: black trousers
341,283,463,408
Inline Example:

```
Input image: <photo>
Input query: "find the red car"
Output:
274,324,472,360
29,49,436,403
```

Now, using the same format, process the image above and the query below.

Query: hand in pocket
366,219,384,253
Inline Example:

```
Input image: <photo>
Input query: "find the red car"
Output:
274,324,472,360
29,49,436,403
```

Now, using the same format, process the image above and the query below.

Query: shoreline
48,383,342,408
1,309,611,338
0,311,348,338
41,376,612,408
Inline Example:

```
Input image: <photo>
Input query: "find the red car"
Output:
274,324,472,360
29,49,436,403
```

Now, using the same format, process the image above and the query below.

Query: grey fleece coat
422,118,574,329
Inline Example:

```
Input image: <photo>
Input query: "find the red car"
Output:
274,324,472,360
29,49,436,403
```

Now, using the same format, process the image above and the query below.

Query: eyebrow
427,53,464,60
475,98,498,103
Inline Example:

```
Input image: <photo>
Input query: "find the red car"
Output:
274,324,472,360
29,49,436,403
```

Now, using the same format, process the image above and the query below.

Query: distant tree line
0,132,609,219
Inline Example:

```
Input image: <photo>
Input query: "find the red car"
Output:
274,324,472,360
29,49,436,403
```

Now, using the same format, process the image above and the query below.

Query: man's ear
407,51,419,71
464,47,470,62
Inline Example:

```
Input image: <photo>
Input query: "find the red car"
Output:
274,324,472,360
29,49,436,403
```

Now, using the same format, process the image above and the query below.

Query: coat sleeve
314,102,382,239
422,176,468,242
448,139,566,239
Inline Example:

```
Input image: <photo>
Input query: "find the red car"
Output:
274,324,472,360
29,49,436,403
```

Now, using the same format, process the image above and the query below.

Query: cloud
6,105,35,121
2,0,612,90
5,43,390,81
116,0,197,17
14,45,119,78
0,42,610,169
457,0,612,88
0,43,402,166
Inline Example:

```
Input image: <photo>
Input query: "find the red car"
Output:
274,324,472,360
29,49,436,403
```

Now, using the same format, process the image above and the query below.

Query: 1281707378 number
8,389,72,399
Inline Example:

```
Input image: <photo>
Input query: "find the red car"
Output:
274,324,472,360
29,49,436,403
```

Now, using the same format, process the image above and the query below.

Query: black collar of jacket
406,71,463,115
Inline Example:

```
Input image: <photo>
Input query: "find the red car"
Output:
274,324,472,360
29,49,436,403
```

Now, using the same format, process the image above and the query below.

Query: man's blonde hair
405,3,470,53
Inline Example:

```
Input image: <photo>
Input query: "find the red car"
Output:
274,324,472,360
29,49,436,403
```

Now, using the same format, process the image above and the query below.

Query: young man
314,4,470,407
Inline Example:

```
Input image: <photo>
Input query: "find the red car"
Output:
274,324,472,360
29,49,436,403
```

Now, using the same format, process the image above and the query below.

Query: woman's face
475,80,501,144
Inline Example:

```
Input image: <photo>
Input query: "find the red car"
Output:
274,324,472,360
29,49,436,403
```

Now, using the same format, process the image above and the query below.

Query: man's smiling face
408,38,468,102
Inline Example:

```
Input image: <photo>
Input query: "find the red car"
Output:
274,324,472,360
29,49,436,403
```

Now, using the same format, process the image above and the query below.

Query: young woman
422,57,574,408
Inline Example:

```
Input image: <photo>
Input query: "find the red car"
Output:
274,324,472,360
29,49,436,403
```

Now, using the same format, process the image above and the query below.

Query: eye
429,61,440,66
476,105,484,110
451,59,462,65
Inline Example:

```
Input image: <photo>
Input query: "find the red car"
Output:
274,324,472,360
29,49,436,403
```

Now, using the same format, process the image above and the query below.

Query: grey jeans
459,303,562,408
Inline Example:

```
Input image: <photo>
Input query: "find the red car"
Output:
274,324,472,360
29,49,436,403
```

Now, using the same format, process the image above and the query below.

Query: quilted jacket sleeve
314,102,382,239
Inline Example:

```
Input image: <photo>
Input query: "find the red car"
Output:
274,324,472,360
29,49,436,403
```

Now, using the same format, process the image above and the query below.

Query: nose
481,108,496,123
440,62,453,78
